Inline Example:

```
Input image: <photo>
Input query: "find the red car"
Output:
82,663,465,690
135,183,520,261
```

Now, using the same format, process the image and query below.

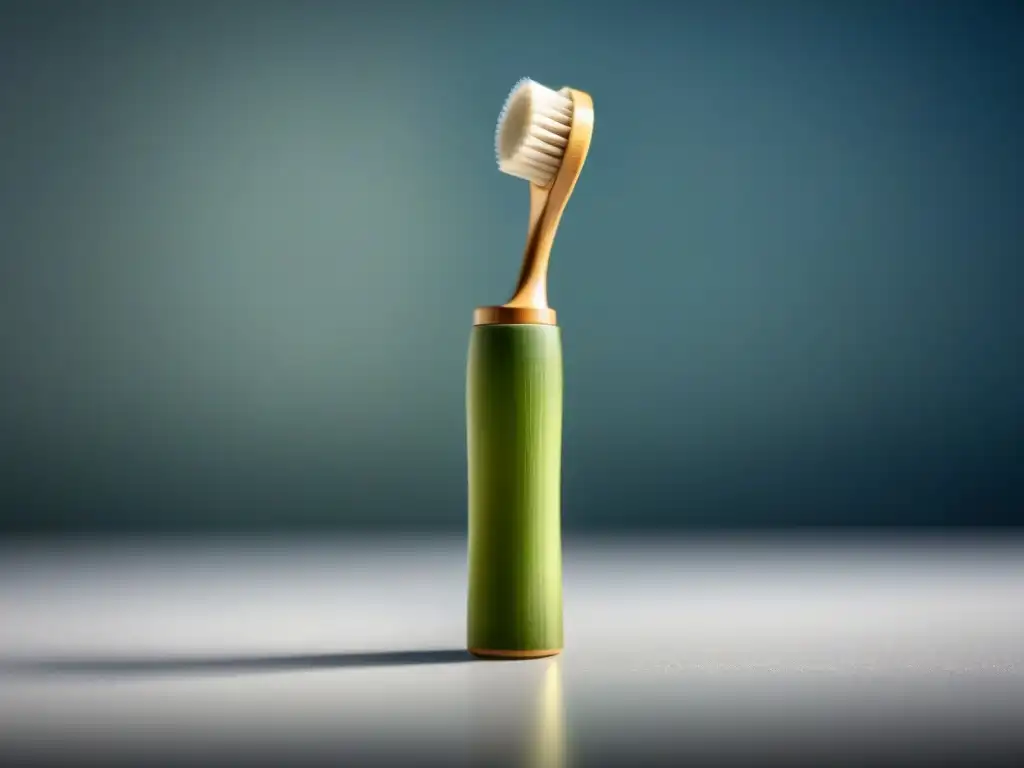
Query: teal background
1,0,1022,531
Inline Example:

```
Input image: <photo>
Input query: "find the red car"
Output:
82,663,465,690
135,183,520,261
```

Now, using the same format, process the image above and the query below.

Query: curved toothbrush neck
507,184,558,309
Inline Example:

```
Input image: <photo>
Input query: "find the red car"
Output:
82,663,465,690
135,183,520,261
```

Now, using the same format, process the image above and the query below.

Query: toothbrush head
495,78,574,187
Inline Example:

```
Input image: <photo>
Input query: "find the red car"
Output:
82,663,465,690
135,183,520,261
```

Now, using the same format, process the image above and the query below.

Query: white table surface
2,534,1023,766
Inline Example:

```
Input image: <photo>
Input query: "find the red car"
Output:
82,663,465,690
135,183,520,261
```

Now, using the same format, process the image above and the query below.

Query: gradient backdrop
1,0,1022,533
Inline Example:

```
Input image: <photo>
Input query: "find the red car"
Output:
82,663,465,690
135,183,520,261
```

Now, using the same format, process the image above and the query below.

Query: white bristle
494,78,574,186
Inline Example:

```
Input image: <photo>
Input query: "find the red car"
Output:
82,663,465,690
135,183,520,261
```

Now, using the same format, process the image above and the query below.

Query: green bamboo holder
466,323,563,658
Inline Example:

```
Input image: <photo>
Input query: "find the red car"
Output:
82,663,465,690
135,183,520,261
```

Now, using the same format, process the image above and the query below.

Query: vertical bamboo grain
467,323,563,657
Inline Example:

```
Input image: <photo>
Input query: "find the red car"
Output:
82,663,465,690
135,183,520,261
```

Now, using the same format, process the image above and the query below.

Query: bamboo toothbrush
467,78,595,659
